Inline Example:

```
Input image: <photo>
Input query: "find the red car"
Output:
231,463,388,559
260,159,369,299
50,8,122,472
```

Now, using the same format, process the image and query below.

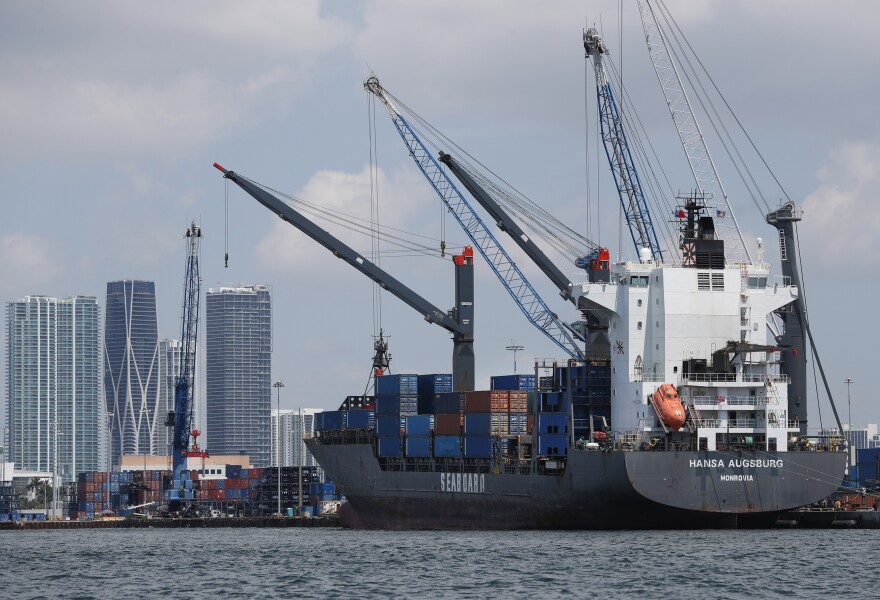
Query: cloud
801,142,880,265
0,1,356,163
254,163,435,272
0,233,61,297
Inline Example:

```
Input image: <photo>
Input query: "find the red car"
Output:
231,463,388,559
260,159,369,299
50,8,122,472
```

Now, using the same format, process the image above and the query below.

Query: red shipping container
527,414,534,434
464,390,491,413
434,413,462,436
490,390,509,412
249,468,262,479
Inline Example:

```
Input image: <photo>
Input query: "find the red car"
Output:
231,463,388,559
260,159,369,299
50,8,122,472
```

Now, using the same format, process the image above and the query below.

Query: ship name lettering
440,473,485,494
689,459,783,469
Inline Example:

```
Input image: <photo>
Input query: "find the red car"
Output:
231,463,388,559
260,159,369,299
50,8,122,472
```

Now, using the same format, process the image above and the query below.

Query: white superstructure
575,244,802,451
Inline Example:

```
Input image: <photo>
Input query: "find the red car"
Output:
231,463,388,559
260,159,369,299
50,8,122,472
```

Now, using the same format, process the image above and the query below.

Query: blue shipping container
399,396,418,415
375,396,400,415
418,373,453,395
377,437,402,457
509,413,528,434
417,396,436,415
537,412,568,434
376,374,418,396
321,411,345,431
538,434,568,456
376,415,403,437
464,412,491,435
315,412,324,431
405,436,431,457
347,409,373,430
491,374,535,391
434,436,461,458
434,393,463,414
406,415,432,436
464,436,493,458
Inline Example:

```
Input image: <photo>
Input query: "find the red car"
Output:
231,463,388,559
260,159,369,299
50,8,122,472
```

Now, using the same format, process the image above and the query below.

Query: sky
1,0,878,438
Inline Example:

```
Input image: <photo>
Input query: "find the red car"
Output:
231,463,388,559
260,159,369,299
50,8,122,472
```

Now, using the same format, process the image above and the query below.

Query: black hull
306,439,846,530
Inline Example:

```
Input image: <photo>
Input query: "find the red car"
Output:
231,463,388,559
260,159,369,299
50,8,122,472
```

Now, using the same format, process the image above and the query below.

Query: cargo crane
436,152,611,351
583,28,663,262
213,163,476,393
635,1,749,263
364,76,585,360
165,222,201,511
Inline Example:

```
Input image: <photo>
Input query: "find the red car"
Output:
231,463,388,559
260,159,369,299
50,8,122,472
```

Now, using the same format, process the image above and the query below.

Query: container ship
306,213,847,528
220,6,847,528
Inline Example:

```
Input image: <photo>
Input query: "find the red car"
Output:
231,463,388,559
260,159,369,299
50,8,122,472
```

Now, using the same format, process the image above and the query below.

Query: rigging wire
653,0,769,218
583,25,592,240
657,0,791,207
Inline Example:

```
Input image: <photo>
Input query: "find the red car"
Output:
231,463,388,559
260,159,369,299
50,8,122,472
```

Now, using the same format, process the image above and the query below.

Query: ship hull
306,439,845,529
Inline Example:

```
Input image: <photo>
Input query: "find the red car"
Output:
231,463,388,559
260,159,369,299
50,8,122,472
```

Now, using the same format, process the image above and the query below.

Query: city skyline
1,1,876,434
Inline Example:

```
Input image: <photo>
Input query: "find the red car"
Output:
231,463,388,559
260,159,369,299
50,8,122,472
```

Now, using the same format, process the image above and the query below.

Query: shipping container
491,413,509,435
464,436,493,458
417,395,436,415
321,410,345,431
464,390,491,413
405,436,431,458
377,437,402,457
509,413,529,435
434,413,462,436
434,392,464,414
417,373,453,395
346,409,374,430
491,374,536,391
434,435,461,458
405,415,432,436
376,414,404,437
490,390,509,412
376,374,418,396
464,412,491,435
508,390,529,412
315,412,324,431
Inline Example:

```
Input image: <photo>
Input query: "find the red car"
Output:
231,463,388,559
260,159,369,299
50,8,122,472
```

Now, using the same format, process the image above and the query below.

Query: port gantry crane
165,222,202,511
364,75,588,360
583,27,664,262
213,163,476,393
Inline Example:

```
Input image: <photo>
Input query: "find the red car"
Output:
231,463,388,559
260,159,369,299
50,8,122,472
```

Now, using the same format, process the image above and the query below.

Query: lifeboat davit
652,384,685,431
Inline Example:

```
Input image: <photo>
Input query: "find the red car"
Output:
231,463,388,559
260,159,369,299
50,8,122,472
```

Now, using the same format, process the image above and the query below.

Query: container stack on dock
253,466,321,514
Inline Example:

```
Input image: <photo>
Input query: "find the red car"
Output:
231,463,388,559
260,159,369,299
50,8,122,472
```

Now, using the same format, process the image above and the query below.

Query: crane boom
635,0,751,263
584,28,663,262
214,163,476,391
364,76,584,360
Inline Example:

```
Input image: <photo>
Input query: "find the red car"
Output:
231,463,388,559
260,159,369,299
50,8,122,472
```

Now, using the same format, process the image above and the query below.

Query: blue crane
584,28,663,262
364,76,585,360
165,222,201,511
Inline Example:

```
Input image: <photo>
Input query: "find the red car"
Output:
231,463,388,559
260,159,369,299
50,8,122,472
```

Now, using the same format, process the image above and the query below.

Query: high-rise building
272,408,320,467
103,280,161,467
5,295,101,482
205,285,271,467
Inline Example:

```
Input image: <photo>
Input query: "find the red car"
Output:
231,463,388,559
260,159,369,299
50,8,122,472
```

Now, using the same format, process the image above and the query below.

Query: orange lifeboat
652,384,685,431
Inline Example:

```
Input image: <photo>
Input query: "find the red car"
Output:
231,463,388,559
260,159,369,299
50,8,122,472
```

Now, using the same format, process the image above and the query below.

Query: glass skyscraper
5,295,101,482
158,338,182,456
103,280,161,467
272,408,320,468
206,285,271,467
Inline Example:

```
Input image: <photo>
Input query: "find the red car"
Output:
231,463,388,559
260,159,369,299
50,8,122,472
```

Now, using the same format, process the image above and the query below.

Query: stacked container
405,415,432,457
463,395,493,458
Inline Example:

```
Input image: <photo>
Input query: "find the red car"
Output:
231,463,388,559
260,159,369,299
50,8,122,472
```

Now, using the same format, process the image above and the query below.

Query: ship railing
727,419,757,428
631,373,667,382
678,373,790,384
689,395,765,406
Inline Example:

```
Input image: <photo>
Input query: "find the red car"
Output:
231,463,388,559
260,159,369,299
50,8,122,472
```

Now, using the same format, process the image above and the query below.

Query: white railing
631,373,667,382
728,419,757,428
679,373,790,384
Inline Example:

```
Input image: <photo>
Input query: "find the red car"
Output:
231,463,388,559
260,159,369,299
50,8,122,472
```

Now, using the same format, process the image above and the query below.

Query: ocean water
4,528,879,599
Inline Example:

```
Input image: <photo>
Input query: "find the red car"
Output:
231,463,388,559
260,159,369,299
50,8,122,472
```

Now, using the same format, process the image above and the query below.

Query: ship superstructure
576,199,800,453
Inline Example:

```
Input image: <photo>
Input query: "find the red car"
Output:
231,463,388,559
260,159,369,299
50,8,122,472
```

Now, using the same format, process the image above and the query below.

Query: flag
716,209,726,219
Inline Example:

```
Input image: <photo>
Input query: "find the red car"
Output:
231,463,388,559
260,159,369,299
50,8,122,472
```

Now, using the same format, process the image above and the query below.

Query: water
4,528,879,599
